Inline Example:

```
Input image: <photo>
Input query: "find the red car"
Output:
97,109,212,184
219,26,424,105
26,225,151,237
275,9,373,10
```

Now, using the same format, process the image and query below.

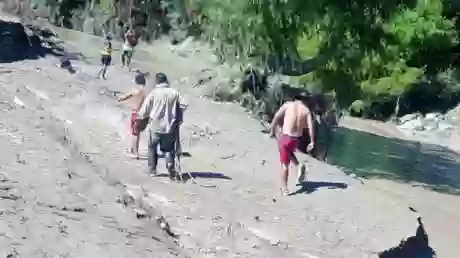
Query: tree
196,0,458,118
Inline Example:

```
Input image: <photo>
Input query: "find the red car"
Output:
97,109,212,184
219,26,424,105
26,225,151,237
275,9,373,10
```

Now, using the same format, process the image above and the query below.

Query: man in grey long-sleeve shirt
137,72,187,178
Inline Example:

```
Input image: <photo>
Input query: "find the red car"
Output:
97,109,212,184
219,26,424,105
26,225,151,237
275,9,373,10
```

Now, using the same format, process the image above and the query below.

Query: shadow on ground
378,217,436,258
156,152,192,158
184,172,231,181
327,127,460,195
289,181,348,195
156,172,231,181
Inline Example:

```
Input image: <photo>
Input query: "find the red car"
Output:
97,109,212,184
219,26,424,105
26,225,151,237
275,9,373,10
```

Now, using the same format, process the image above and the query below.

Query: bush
196,0,459,119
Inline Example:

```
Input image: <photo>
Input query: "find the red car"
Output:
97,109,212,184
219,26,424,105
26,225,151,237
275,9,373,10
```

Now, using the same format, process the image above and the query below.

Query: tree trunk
394,95,401,117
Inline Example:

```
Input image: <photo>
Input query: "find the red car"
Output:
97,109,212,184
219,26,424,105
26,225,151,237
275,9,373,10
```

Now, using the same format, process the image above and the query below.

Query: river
326,127,460,195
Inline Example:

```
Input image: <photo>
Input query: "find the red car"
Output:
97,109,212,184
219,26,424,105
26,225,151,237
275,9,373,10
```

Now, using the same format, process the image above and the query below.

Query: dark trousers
147,129,176,172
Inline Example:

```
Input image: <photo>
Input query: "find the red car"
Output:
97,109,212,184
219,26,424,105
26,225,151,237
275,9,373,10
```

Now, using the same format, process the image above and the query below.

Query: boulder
398,113,422,125
425,112,443,121
446,105,460,125
422,119,439,131
398,117,425,131
0,19,34,62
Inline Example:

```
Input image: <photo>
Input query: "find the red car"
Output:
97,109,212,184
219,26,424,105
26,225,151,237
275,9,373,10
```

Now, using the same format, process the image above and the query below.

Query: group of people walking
98,25,139,80
106,26,317,195
118,71,316,195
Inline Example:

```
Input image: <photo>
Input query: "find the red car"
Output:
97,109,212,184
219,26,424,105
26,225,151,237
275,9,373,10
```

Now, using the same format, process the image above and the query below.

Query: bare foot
280,188,289,196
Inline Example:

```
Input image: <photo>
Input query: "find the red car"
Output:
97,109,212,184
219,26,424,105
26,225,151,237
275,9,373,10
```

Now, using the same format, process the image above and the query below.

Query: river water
326,127,460,195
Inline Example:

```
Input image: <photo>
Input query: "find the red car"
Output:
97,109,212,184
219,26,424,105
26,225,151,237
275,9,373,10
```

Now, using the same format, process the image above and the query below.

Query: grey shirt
138,84,187,134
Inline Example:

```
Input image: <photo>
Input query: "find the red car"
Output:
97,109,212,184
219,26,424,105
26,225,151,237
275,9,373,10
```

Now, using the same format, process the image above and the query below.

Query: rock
446,105,460,125
0,172,12,182
270,239,281,246
438,121,453,130
398,117,425,131
13,96,26,108
399,113,421,124
133,208,149,219
425,112,443,120
0,20,46,62
422,119,439,131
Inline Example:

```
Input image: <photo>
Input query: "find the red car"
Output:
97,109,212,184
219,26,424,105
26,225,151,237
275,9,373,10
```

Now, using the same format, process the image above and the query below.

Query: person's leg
175,127,181,156
126,50,133,67
129,112,141,157
159,132,176,178
133,134,140,155
147,130,160,175
101,65,107,79
278,135,291,195
289,151,306,184
102,56,112,79
121,51,126,67
97,55,106,78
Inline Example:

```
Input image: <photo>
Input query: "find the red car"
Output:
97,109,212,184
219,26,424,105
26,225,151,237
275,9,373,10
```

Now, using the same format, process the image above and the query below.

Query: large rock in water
0,19,42,62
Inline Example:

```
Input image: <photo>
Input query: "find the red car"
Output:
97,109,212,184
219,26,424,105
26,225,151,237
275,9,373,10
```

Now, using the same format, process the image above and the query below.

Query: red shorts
130,112,140,136
278,134,299,165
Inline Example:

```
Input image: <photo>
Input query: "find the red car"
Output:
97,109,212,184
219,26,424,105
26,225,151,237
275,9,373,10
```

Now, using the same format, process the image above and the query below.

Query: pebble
270,239,280,246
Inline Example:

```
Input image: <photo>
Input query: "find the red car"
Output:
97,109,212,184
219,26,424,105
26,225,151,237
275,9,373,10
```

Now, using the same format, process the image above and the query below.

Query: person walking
269,94,315,196
121,26,139,70
117,73,148,159
97,35,113,80
137,73,187,179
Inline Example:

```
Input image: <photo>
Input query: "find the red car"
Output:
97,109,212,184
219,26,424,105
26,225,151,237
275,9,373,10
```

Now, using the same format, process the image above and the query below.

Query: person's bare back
282,101,310,137
119,87,146,112
270,96,315,195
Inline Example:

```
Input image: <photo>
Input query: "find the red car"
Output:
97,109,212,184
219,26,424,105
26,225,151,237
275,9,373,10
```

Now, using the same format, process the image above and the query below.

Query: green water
326,128,460,195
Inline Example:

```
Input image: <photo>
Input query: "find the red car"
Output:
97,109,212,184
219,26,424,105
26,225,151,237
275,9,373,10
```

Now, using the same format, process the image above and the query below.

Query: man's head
134,73,146,86
292,93,308,103
155,72,169,85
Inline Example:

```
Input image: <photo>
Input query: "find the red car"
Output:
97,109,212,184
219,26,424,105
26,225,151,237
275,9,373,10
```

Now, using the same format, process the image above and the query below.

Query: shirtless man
270,94,315,195
117,73,147,158
121,26,139,69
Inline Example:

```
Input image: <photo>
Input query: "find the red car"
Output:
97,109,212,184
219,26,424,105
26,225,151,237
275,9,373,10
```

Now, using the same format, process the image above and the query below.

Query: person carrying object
137,72,188,179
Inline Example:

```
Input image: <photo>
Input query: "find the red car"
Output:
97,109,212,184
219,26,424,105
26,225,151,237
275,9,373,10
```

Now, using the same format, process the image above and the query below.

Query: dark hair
293,94,309,102
134,74,146,86
155,72,168,84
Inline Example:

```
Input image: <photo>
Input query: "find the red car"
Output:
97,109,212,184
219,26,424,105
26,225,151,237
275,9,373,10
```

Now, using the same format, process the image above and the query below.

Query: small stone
134,208,149,219
212,215,222,221
270,240,280,246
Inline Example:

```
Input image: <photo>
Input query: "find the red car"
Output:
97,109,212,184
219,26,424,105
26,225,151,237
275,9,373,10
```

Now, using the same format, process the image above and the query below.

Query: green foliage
33,0,460,118
195,0,459,117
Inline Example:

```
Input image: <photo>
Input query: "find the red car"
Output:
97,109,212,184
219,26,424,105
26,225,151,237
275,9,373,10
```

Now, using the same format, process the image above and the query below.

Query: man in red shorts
117,73,147,159
270,94,315,195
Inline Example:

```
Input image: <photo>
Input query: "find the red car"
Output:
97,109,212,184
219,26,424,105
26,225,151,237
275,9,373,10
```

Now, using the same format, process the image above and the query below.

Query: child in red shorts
118,73,147,159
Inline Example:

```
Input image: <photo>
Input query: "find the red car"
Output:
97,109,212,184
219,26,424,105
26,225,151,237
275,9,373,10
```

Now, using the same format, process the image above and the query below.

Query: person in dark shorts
97,36,113,80
117,73,147,159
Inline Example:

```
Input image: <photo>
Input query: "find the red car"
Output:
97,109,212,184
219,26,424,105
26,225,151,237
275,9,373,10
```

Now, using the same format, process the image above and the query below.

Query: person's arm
178,94,188,111
117,89,136,102
306,108,315,145
270,103,287,136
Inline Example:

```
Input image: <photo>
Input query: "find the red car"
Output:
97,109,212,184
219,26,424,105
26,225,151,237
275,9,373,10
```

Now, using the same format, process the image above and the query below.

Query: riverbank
340,116,460,153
